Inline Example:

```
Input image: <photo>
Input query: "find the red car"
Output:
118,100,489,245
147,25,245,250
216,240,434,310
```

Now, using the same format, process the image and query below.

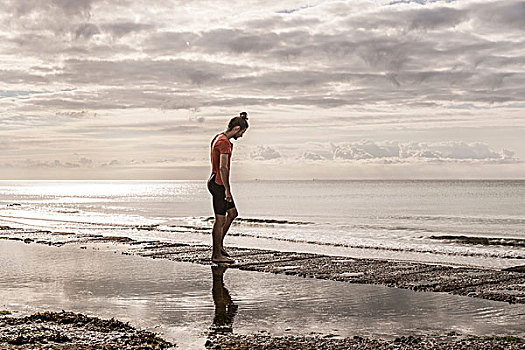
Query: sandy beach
1,225,524,349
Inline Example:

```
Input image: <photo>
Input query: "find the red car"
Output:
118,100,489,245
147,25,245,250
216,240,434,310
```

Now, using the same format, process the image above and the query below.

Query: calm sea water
0,180,523,268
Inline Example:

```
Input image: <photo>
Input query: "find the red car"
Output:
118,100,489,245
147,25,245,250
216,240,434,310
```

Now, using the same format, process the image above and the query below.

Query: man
207,112,249,263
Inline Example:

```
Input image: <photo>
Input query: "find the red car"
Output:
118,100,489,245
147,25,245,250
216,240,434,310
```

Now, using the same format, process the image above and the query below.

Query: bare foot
212,255,235,264
221,248,230,257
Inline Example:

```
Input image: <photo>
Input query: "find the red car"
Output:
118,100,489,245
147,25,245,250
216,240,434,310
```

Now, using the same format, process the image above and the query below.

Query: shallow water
1,240,524,349
0,180,524,268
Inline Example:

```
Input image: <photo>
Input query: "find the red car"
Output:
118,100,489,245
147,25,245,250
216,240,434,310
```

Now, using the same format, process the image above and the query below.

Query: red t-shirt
210,133,232,185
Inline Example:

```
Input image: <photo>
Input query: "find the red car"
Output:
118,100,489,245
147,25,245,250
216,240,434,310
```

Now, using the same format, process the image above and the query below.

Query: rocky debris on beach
125,241,525,304
205,334,525,350
2,309,523,350
0,311,174,349
1,225,525,304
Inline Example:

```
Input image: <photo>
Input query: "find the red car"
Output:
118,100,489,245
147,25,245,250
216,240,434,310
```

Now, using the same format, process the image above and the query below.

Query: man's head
227,112,249,140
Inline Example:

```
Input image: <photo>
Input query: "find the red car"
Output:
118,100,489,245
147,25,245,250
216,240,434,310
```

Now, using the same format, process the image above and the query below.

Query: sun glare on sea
8,181,195,198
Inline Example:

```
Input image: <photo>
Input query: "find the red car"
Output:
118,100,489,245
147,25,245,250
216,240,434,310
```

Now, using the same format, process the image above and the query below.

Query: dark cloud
1,0,524,112
2,0,97,39
144,31,199,53
56,119,214,138
101,22,154,38
5,0,96,17
349,6,467,31
75,23,100,39
408,7,467,30
473,1,525,31
53,58,250,86
0,69,49,84
0,0,522,179
195,29,281,53
242,16,321,31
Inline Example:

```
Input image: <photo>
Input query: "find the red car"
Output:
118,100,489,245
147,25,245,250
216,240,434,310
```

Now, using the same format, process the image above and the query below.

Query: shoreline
1,230,524,349
1,225,524,304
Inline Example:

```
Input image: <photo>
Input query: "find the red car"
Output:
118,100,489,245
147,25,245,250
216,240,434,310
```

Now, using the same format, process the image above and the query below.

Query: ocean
0,180,523,269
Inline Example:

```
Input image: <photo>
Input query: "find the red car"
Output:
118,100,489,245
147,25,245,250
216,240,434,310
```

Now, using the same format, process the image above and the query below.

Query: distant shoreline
0,178,524,182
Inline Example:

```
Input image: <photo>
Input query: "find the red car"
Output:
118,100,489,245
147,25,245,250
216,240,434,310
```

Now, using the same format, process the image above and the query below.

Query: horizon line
0,178,523,182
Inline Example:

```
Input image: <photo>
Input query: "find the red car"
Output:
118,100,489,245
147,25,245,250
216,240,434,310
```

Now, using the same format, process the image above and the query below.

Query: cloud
78,157,93,166
250,145,281,160
329,140,521,163
389,0,457,5
5,157,187,169
2,0,98,42
1,157,98,170
55,110,95,118
472,1,525,32
100,22,153,38
302,151,325,161
195,29,281,54
100,160,120,167
331,140,400,160
75,23,101,40
2,0,524,112
20,159,82,168
0,0,523,179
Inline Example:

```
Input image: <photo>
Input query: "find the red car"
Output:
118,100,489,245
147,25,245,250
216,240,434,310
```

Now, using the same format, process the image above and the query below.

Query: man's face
233,127,247,140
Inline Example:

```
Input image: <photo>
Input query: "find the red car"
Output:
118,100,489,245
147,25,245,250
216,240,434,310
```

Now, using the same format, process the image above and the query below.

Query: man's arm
219,153,232,202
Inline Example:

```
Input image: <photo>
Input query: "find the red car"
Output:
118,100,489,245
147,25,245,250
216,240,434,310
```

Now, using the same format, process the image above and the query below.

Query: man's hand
225,188,233,202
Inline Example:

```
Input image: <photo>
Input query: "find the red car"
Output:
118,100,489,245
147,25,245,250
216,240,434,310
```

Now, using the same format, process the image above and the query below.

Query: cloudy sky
0,0,524,180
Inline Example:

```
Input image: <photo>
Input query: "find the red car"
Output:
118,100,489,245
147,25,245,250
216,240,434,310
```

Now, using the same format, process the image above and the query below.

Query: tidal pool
0,240,524,349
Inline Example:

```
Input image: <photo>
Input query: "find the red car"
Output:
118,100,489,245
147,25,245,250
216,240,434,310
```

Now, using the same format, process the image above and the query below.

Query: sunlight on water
0,180,524,268
0,181,199,198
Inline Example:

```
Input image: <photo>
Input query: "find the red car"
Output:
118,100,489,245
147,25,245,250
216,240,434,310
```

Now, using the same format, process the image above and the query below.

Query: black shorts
207,173,236,215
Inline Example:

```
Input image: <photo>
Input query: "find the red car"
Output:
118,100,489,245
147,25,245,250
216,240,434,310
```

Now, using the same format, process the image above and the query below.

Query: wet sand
1,312,524,350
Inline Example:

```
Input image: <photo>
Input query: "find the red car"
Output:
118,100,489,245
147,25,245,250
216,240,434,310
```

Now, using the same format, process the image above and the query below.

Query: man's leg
221,207,238,255
212,214,230,261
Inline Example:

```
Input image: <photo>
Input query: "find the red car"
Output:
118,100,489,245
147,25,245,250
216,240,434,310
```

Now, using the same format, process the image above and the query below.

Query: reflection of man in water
211,265,238,334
